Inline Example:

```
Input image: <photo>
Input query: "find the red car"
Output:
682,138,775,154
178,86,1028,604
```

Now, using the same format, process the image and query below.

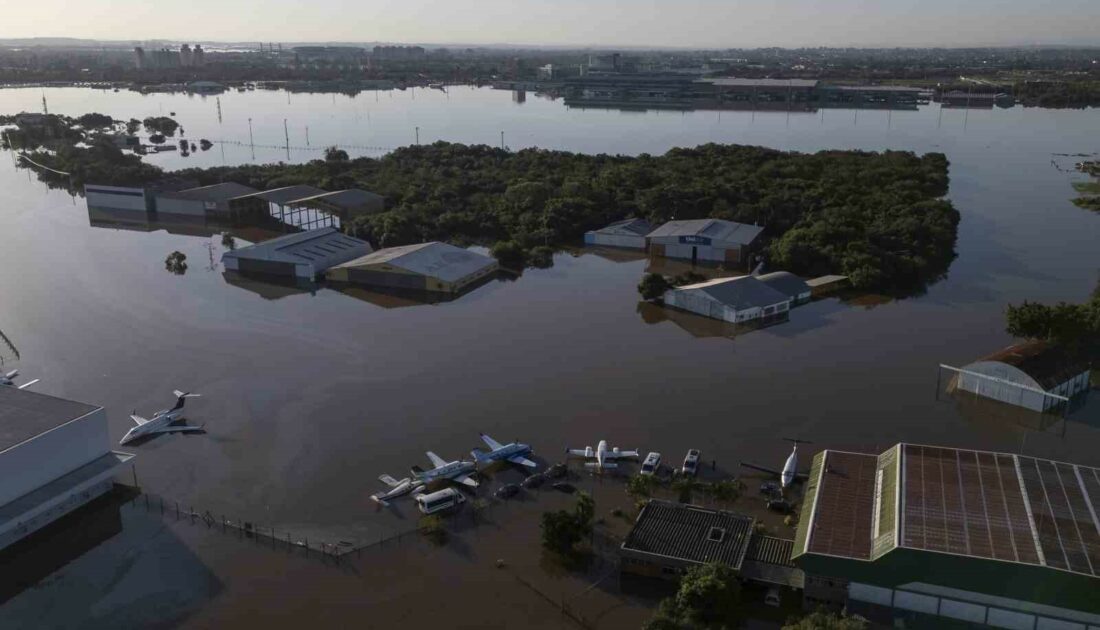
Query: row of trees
1005,282,1100,349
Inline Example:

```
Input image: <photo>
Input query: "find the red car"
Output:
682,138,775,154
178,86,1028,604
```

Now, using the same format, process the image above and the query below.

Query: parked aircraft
740,438,812,489
565,440,639,470
119,390,204,445
370,474,426,506
412,452,479,488
471,433,537,468
1,369,38,390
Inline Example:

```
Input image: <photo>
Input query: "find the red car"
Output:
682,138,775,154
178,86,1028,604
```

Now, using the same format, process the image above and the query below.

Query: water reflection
221,271,319,301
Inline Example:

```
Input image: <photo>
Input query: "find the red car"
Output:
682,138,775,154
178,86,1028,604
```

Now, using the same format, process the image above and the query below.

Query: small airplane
740,438,812,490
471,433,537,468
1,369,39,390
120,390,204,445
565,440,639,471
370,474,425,506
412,452,479,488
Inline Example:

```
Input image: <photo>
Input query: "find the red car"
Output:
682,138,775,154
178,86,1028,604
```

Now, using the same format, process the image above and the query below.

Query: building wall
584,232,647,249
339,265,428,291
0,477,115,551
85,185,149,212
0,409,108,507
955,361,1084,412
155,196,208,218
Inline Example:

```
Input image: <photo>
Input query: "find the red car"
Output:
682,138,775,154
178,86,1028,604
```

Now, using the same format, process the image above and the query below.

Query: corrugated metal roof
647,219,763,246
169,182,257,201
332,242,497,283
967,341,1092,390
589,218,653,237
231,185,327,205
805,275,849,287
804,451,879,560
745,535,796,567
621,500,755,569
288,188,383,209
671,276,789,311
222,227,372,267
0,386,100,452
756,271,810,298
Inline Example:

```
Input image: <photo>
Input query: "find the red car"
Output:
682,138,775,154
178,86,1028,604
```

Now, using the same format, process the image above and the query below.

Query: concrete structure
952,341,1092,413
663,276,790,326
646,219,763,265
584,218,653,249
221,227,372,280
0,386,134,551
327,242,498,294
756,271,811,305
155,182,258,220
286,189,386,224
793,443,1100,628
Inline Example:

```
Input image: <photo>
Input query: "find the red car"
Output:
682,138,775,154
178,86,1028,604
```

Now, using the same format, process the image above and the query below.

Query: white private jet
471,433,537,468
565,440,639,471
120,390,204,445
411,452,479,488
740,439,812,490
1,369,39,390
370,474,426,506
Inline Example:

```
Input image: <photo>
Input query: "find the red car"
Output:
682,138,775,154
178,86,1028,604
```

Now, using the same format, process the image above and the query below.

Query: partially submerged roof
796,443,1100,580
231,185,327,205
167,182,258,201
288,189,383,210
589,217,653,237
0,386,100,453
222,227,372,266
970,341,1092,390
622,500,755,569
806,275,849,287
647,219,764,246
756,271,810,297
672,275,789,310
332,242,497,283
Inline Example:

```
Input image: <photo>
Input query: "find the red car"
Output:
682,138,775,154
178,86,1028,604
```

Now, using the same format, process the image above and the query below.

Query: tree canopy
540,491,594,557
782,610,868,630
644,562,744,630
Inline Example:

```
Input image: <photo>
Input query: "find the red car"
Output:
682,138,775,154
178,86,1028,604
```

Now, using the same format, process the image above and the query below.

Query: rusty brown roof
977,340,1092,390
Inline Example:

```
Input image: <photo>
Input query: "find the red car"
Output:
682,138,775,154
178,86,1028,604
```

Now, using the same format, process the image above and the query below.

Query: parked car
759,481,782,497
640,452,662,476
495,484,520,499
552,482,576,494
766,498,793,514
547,463,568,479
521,473,545,489
682,449,701,477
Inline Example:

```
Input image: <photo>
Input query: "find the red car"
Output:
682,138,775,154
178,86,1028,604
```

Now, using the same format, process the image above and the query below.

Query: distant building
192,44,205,67
646,218,763,265
292,46,366,65
326,242,499,295
756,271,811,305
186,81,225,94
155,182,259,220
588,53,621,73
953,341,1092,412
221,227,372,280
663,275,791,326
794,443,1100,626
537,64,556,80
372,45,426,61
180,44,193,67
149,48,181,69
584,218,653,250
133,47,146,70
0,386,134,551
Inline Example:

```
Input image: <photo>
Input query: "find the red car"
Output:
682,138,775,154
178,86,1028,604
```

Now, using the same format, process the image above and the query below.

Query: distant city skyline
3,0,1099,49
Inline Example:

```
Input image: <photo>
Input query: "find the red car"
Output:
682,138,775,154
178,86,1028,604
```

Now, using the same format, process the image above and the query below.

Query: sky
3,0,1099,48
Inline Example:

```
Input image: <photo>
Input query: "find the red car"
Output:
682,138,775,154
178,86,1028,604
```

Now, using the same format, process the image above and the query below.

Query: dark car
495,484,521,499
547,463,568,479
766,498,793,514
759,481,782,497
521,473,546,489
552,482,576,494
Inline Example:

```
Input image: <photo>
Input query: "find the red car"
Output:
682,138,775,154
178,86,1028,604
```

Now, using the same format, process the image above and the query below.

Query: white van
415,488,467,515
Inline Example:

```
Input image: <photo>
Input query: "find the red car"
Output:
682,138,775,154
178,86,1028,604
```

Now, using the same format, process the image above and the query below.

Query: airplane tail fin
411,465,425,474
471,448,489,463
4,369,17,379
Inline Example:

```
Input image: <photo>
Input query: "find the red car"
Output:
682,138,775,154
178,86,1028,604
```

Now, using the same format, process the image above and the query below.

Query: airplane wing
16,379,40,390
607,449,639,459
566,448,590,457
157,426,206,434
508,454,537,468
453,474,479,488
740,462,781,476
426,451,447,468
480,433,505,451
130,414,150,426
379,474,403,487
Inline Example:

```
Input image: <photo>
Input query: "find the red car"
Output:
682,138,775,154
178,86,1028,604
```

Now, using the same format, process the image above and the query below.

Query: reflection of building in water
0,386,134,552
221,271,319,301
580,246,649,265
945,340,1092,413
637,301,743,340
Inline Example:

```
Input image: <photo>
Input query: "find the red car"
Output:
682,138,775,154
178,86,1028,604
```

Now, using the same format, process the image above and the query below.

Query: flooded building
952,341,1092,413
793,443,1100,627
583,218,654,250
0,386,134,551
663,276,790,325
155,182,259,220
646,218,763,265
221,227,372,280
285,189,386,224
805,275,850,298
326,242,498,295
227,184,328,226
756,271,812,305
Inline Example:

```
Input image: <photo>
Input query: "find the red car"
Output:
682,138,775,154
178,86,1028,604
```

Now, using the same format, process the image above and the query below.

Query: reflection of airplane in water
1,370,38,390
120,391,205,445
566,440,639,471
741,438,812,490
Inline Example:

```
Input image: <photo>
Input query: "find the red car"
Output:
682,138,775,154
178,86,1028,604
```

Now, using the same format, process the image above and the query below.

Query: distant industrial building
662,275,791,326
646,218,763,265
293,46,366,65
949,341,1092,413
327,242,498,294
372,45,427,61
0,386,134,551
794,443,1100,627
583,218,653,250
703,78,820,105
756,271,811,305
221,227,372,280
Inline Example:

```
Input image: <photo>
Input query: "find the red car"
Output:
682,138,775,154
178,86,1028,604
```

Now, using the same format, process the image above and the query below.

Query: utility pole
248,117,255,160
283,118,290,155
415,126,419,145
500,130,504,151
305,126,310,146
216,97,222,123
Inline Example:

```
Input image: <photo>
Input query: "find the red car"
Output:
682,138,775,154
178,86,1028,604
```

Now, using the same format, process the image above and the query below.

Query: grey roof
222,227,372,267
0,386,100,453
674,275,790,310
231,185,327,205
333,242,497,283
806,274,849,287
704,78,819,89
647,219,763,246
288,189,383,209
589,217,653,237
169,182,258,201
622,500,755,569
830,85,927,93
756,271,810,298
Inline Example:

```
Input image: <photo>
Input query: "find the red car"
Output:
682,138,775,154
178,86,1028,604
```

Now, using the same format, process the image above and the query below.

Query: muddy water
0,87,1098,545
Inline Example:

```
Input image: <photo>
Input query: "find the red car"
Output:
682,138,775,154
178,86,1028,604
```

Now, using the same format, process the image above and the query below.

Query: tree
540,491,594,557
639,273,671,301
782,610,868,630
324,145,349,162
626,474,656,500
645,563,743,630
490,240,526,269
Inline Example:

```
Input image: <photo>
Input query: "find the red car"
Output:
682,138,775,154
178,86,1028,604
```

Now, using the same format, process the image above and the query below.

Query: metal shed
950,341,1092,412
646,219,763,265
620,500,755,580
326,242,499,294
155,182,259,219
756,271,812,305
228,184,328,227
583,217,654,249
286,189,385,221
663,275,790,325
221,227,373,280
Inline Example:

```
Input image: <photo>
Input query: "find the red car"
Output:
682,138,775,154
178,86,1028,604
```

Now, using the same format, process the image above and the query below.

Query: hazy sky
4,0,1099,48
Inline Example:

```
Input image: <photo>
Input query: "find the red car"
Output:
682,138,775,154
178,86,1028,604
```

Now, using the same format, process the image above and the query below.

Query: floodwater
0,86,1099,621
